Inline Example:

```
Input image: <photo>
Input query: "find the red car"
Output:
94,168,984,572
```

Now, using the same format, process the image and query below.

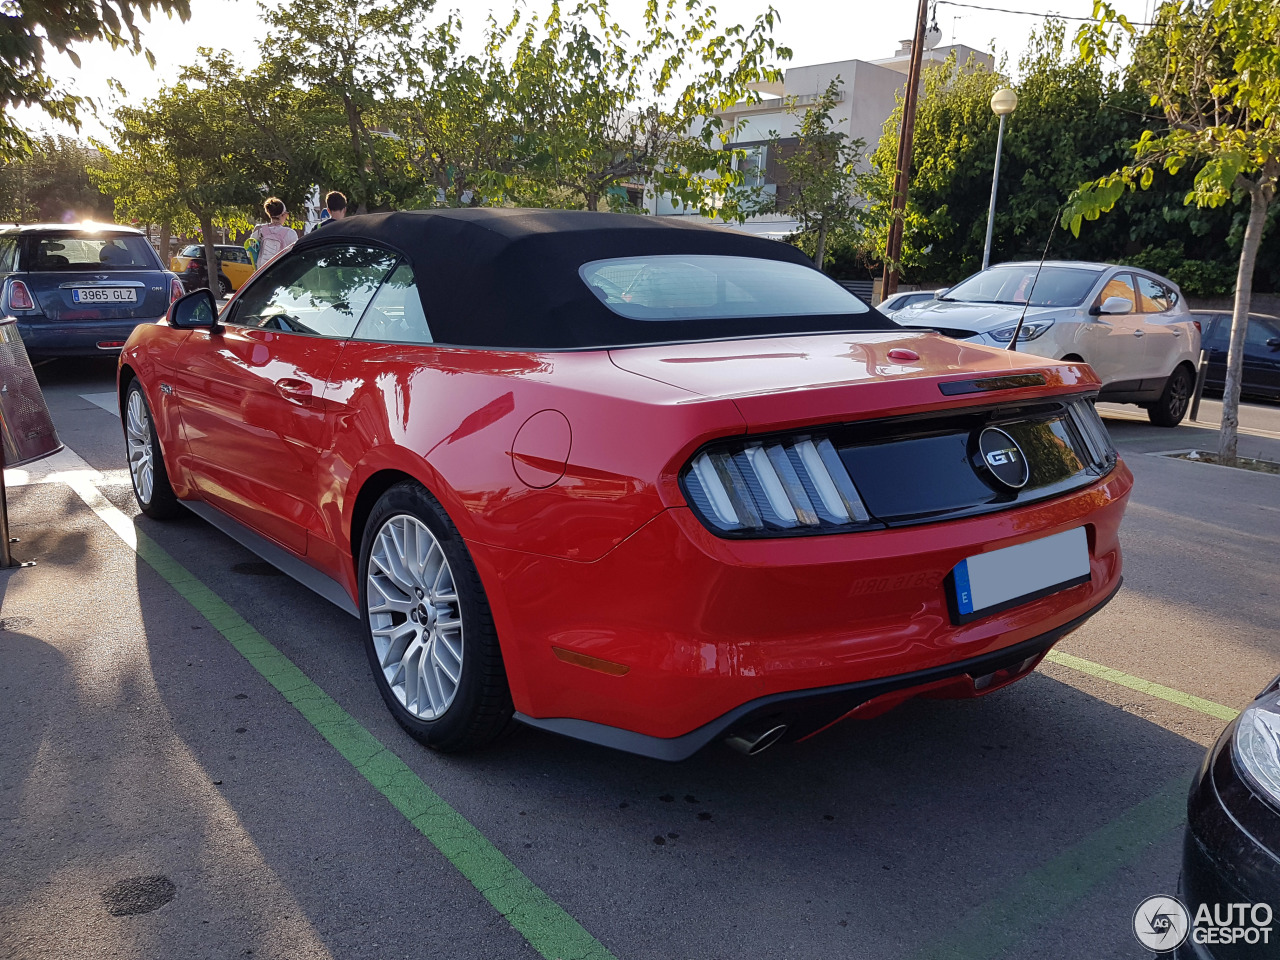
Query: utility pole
880,0,930,302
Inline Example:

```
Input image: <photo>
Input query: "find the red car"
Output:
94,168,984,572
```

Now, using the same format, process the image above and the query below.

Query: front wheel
1148,365,1194,427
124,381,182,519
358,481,513,752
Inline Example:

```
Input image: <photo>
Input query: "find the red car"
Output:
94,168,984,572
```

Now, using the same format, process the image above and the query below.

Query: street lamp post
982,87,1018,271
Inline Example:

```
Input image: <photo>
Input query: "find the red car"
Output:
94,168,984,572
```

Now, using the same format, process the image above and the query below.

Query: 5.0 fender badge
977,426,1029,489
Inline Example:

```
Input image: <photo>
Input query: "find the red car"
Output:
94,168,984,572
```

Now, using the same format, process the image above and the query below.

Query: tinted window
229,244,399,339
1096,274,1137,313
1136,275,1172,312
180,245,202,257
221,247,251,265
580,256,869,321
1246,318,1280,349
25,233,159,271
0,236,16,272
942,264,1104,307
353,262,433,344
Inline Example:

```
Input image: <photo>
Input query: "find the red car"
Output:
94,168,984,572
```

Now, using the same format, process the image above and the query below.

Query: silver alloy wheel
366,514,464,721
125,388,155,505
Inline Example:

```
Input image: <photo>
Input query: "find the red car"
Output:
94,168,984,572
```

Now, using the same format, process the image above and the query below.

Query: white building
647,39,994,238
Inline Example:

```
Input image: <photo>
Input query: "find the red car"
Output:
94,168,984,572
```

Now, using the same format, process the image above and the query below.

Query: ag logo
1133,895,1190,952
977,426,1029,489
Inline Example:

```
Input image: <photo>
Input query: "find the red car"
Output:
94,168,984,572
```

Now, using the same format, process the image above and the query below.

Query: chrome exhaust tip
724,723,788,756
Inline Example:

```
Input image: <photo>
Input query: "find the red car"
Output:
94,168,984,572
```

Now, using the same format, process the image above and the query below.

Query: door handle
1172,328,1183,336
1132,330,1144,337
275,378,313,401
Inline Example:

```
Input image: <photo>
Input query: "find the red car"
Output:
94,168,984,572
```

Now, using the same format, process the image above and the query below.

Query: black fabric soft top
293,208,894,349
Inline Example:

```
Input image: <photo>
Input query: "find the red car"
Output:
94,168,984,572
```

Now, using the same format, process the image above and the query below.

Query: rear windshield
180,245,202,257
581,255,871,321
23,233,160,271
942,264,1103,308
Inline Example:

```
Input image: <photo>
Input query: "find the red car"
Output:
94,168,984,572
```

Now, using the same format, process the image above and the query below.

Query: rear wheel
217,275,231,298
124,381,182,519
358,481,513,752
1148,364,1194,427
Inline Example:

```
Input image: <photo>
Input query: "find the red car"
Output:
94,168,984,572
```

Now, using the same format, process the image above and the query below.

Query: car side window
223,248,250,265
352,262,433,344
1246,318,1280,349
227,244,399,339
1096,273,1137,313
0,237,16,272
1136,275,1171,313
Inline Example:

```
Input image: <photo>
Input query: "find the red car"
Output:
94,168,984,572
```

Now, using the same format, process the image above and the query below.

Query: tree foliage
0,0,190,159
1064,0,1279,461
770,79,867,272
0,133,114,222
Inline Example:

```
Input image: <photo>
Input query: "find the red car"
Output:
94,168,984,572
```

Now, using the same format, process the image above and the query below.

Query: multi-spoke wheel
124,381,181,519
1149,364,1194,427
367,515,464,721
359,482,513,751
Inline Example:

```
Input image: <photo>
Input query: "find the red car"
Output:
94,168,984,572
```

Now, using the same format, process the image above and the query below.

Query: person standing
249,197,298,269
316,190,347,228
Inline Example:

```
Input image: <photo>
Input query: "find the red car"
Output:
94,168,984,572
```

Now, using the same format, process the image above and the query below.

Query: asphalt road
2,357,1278,960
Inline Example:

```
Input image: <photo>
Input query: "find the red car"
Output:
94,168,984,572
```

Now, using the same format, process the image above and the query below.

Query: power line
934,0,1156,26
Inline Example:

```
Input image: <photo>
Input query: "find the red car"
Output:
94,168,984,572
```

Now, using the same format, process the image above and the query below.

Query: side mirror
1267,337,1280,351
1095,296,1133,316
168,289,219,330
933,288,949,300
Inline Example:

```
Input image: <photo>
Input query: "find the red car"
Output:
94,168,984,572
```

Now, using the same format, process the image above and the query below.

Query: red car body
118,210,1131,760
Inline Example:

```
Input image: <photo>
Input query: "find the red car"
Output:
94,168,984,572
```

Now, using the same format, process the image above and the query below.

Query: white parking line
81,392,120,417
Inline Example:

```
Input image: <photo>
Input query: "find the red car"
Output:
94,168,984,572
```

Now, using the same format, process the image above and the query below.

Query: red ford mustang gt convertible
118,209,1131,760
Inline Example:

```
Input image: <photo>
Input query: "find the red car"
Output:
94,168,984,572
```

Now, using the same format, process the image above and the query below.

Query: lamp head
990,87,1018,116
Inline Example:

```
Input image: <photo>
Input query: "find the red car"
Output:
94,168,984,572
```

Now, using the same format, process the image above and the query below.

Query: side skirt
182,500,360,618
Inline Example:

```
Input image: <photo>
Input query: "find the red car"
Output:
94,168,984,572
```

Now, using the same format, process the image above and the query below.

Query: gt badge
977,426,1029,489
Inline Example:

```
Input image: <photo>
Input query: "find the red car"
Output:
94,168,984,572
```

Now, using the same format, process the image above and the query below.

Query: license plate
950,527,1090,622
72,287,137,303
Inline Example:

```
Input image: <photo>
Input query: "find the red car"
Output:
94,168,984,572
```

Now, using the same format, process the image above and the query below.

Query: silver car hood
893,299,1059,333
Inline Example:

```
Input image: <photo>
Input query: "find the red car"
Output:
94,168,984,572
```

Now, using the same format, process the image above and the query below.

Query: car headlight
682,434,876,537
989,319,1055,342
1234,690,1280,805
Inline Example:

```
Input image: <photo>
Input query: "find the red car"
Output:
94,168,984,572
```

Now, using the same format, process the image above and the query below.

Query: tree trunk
199,213,218,297
158,224,171,269
814,222,829,273
1219,180,1269,464
585,191,599,212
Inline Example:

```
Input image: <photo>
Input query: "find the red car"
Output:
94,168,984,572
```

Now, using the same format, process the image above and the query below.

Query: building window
737,146,767,188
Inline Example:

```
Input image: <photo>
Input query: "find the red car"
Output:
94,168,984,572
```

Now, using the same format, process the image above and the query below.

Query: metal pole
880,0,930,300
0,437,11,568
1190,348,1209,422
982,112,1006,271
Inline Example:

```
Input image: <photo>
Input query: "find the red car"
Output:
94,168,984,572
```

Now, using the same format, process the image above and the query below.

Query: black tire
123,380,182,519
358,481,513,752
217,275,231,298
1148,364,1194,427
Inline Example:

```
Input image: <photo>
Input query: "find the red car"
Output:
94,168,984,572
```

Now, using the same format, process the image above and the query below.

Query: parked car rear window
580,256,870,321
23,233,160,271
942,264,1104,308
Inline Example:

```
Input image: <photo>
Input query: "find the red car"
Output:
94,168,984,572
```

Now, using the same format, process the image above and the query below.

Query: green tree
771,79,867,272
259,0,436,211
0,133,115,222
1063,0,1280,461
0,0,189,159
497,0,789,218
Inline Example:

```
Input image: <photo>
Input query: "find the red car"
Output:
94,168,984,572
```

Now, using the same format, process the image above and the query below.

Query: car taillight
1192,320,1202,335
7,280,34,311
681,434,875,537
170,277,185,302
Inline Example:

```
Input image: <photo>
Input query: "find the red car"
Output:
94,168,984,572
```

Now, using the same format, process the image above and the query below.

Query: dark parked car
0,223,182,357
1178,675,1280,958
1192,310,1280,401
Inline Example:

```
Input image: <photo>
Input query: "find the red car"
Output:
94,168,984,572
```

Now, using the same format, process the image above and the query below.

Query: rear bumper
474,461,1133,752
17,317,162,356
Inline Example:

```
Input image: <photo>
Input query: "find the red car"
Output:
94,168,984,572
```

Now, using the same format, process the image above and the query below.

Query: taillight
8,280,34,311
681,434,876,537
170,278,185,302
1192,320,1202,335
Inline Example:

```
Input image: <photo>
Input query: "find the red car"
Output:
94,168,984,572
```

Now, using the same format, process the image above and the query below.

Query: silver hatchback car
894,261,1202,426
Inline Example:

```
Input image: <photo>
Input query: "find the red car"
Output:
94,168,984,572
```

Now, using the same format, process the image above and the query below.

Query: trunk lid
608,331,1096,431
19,231,172,321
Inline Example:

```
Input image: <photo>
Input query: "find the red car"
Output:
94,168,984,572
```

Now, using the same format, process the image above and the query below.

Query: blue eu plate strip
953,559,974,615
